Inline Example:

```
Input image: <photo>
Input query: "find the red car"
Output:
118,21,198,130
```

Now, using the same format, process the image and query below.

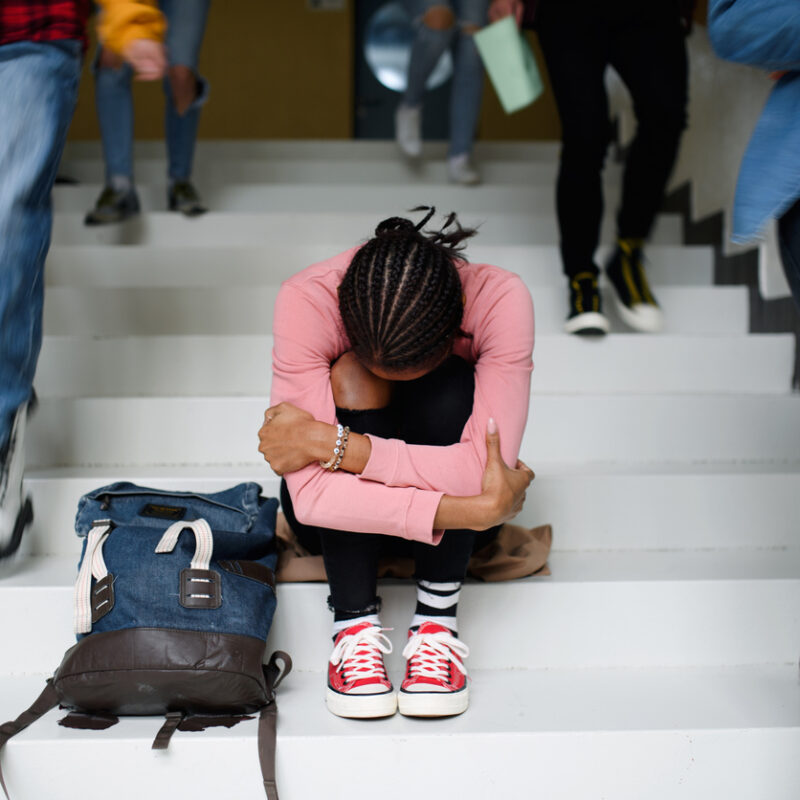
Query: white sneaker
395,104,422,158
447,154,480,186
0,402,33,561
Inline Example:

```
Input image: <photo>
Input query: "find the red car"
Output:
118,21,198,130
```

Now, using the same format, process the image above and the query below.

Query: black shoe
605,239,664,332
84,185,140,226
564,271,610,336
168,180,207,217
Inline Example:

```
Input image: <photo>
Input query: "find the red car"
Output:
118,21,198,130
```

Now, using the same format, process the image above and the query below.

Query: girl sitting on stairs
258,208,534,719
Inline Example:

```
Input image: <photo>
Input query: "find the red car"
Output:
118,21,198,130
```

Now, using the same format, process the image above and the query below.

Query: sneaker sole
611,294,664,333
564,311,610,336
398,686,469,718
325,687,397,719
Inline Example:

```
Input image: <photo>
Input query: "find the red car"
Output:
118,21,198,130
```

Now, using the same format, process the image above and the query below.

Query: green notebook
474,17,544,114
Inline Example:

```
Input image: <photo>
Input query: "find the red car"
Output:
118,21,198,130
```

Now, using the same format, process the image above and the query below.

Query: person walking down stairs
85,0,211,225
259,209,534,719
0,0,165,562
395,0,489,185
493,0,692,335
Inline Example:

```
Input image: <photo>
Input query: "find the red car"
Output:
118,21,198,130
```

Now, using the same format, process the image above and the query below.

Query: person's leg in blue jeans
161,0,211,216
85,47,140,225
397,0,488,183
0,40,82,556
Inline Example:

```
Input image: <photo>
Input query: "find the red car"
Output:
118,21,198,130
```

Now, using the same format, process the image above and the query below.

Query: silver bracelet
320,424,350,471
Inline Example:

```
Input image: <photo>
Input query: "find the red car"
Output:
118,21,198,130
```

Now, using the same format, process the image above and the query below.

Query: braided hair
339,207,476,373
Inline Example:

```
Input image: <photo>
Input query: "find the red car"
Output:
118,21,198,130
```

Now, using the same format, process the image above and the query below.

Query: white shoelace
330,626,393,683
402,629,469,681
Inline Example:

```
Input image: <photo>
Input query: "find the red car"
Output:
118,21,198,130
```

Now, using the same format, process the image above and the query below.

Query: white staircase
1,140,799,799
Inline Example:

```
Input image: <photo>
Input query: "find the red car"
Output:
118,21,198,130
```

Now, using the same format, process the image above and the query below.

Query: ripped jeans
403,0,489,158
93,0,211,183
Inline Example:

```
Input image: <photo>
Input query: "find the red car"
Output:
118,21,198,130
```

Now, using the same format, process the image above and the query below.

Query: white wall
609,27,791,299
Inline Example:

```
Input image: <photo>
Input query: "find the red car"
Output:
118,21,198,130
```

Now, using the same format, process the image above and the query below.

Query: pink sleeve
270,280,445,543
359,272,534,496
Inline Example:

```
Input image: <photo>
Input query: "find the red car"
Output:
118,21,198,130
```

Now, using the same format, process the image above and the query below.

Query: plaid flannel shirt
0,0,90,47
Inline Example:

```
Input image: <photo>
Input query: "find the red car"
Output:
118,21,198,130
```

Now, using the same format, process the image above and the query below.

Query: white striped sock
332,613,381,638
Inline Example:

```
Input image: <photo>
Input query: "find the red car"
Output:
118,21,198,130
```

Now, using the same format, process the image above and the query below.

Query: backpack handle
155,519,214,570
74,521,113,634
156,520,221,610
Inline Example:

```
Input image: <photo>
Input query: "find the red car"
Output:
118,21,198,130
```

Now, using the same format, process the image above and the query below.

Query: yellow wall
68,3,559,141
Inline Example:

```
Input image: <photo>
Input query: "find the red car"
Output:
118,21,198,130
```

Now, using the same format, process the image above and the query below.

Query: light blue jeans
94,0,211,184
0,40,82,453
403,0,488,157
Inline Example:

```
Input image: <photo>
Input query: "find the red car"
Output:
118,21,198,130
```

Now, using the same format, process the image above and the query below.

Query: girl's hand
258,402,321,475
478,417,534,528
122,39,167,81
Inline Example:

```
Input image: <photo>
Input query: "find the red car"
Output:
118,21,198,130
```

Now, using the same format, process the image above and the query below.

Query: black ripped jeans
536,0,688,277
280,356,498,616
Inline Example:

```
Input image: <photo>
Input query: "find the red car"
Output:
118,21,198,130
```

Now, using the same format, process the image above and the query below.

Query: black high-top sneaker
84,185,140,226
564,271,610,336
168,180,208,217
0,402,33,562
605,238,664,333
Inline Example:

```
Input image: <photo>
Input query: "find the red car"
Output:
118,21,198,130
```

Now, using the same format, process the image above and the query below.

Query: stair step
50,212,683,247
24,395,800,469
34,334,792,397
56,157,623,186
45,244,713,288
54,181,622,215
1,550,798,674
42,286,748,337
62,139,565,161
21,464,800,556
1,666,798,799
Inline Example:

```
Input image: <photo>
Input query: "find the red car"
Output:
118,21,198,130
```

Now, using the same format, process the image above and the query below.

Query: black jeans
536,0,688,278
777,197,800,313
280,356,498,616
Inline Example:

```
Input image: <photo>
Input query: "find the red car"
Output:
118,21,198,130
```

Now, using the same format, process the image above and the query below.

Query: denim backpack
0,482,291,800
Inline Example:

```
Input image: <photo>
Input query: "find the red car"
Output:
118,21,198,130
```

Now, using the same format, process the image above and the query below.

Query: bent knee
330,352,392,410
168,65,198,111
422,4,456,30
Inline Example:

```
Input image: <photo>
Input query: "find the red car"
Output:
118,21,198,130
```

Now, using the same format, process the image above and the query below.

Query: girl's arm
267,271,533,541
267,270,534,498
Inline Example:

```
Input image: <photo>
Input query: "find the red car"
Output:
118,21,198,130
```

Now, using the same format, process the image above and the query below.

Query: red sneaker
326,621,397,719
398,621,470,717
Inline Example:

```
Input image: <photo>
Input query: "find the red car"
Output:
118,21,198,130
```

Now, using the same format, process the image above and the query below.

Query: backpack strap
151,711,186,751
0,680,60,800
258,651,292,800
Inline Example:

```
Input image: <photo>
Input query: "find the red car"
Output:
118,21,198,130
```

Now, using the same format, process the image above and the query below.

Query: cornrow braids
339,207,476,372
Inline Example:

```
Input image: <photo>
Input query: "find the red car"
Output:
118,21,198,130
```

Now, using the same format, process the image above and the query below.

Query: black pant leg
609,2,688,240
395,356,498,583
279,405,399,616
536,2,612,278
777,197,800,312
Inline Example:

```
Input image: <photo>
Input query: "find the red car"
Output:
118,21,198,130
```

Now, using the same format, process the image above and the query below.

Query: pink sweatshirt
270,246,535,545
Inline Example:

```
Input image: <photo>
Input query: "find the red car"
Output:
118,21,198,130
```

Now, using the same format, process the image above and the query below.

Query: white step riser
41,286,749,337
21,471,800,556
45,244,714,288
24,396,800,469
54,182,619,215
50,213,683,247
62,139,565,161
58,158,623,186
2,669,799,800
1,566,797,674
34,334,793,397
